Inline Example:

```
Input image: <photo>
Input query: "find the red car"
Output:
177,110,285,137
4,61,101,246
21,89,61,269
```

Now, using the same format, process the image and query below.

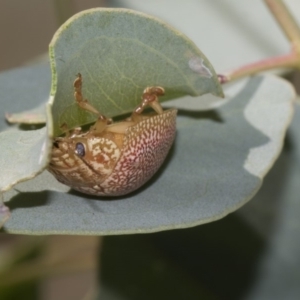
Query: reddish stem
218,51,300,84
264,0,300,49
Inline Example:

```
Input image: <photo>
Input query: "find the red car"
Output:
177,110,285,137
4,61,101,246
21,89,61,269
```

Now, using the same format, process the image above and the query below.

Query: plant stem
218,0,300,84
218,51,300,84
264,0,300,50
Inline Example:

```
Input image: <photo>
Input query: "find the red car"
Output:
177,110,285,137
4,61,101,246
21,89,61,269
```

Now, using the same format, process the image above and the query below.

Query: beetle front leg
74,73,109,120
74,73,111,134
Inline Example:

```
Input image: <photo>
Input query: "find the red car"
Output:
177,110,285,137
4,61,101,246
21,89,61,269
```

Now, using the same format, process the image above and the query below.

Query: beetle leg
59,122,71,137
74,73,108,121
70,127,82,137
74,73,111,134
134,86,165,115
88,117,113,134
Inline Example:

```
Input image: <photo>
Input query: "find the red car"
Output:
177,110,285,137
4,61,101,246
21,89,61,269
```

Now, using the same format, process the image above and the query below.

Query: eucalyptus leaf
0,64,53,228
6,102,47,124
1,74,294,235
0,63,51,131
0,65,53,191
49,8,223,136
0,127,51,228
238,104,300,300
0,128,49,193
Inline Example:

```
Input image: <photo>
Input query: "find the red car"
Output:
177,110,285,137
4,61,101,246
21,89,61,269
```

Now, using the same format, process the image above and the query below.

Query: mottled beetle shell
48,109,177,196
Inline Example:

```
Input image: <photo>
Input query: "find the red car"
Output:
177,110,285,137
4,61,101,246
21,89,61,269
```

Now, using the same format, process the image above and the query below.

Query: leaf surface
1,72,294,235
49,8,223,135
6,102,47,124
0,64,53,228
238,104,300,299
0,128,49,193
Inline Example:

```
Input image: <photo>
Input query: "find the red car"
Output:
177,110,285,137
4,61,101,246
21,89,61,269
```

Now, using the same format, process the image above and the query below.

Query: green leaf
0,63,51,131
0,127,50,228
1,72,294,235
0,64,53,228
237,104,300,299
49,8,223,136
0,128,49,193
6,103,47,124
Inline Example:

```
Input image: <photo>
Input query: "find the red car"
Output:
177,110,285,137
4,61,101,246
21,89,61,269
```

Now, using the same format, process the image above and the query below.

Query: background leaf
0,63,50,131
6,103,47,124
99,215,264,300
0,128,49,193
99,234,218,300
112,0,300,73
49,8,223,136
1,66,294,234
235,103,300,299
0,64,53,227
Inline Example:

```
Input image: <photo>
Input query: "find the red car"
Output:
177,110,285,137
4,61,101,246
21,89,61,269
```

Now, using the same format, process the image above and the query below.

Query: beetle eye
75,142,85,157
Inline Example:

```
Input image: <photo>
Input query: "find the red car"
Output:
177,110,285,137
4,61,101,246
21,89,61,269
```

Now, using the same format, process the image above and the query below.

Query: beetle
48,74,177,196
